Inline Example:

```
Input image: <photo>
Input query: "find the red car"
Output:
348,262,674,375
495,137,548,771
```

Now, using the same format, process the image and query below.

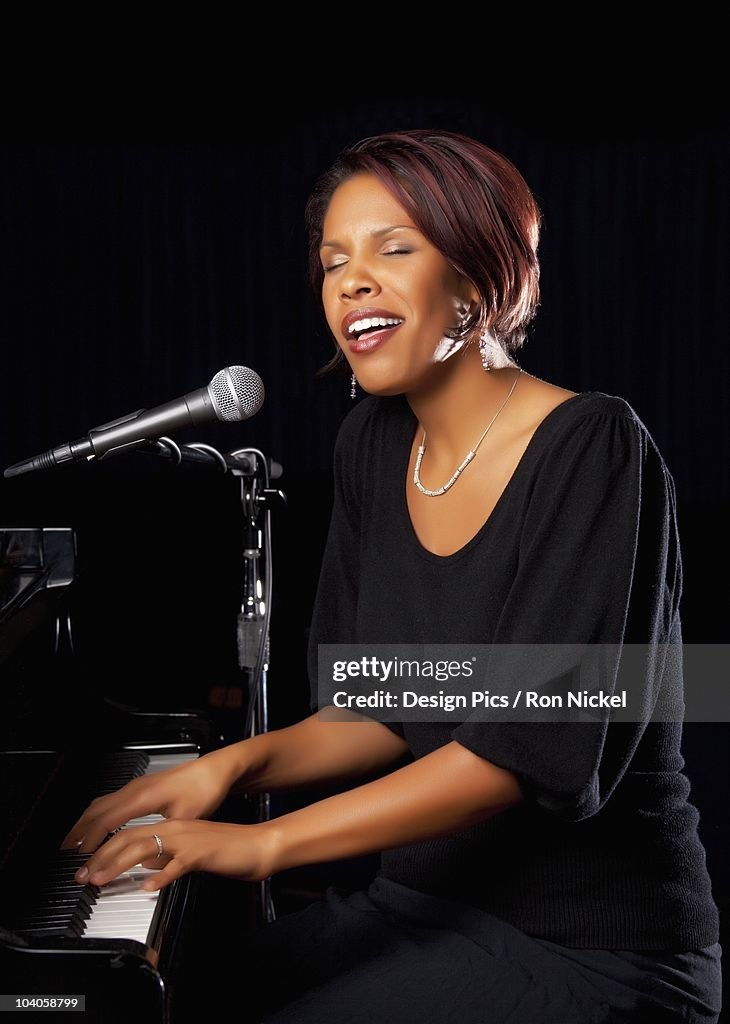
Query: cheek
415,267,461,321
418,290,459,337
322,286,339,334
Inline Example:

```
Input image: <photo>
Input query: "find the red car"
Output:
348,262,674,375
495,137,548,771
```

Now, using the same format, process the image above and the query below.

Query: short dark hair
304,129,542,374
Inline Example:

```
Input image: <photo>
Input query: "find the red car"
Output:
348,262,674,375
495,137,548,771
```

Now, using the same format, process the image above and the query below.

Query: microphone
4,365,265,478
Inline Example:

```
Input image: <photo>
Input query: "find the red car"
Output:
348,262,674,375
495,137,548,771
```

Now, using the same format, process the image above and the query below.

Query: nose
339,257,380,301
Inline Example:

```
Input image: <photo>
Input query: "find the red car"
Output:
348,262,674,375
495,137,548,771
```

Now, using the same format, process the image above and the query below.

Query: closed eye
323,249,412,274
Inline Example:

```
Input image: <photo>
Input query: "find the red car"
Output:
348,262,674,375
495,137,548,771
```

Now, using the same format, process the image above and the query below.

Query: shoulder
533,387,664,461
527,388,677,513
511,374,650,451
540,390,644,431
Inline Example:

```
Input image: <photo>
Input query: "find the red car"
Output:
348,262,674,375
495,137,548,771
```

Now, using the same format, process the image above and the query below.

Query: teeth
347,317,403,335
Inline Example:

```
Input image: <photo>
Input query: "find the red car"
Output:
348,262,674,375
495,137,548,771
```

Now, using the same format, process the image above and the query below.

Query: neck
406,345,522,465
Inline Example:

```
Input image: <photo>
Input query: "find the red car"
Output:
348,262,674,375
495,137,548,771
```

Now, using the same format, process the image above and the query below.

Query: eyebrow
319,224,418,250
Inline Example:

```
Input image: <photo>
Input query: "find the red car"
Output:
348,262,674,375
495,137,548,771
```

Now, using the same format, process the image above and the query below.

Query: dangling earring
350,372,357,399
478,330,501,372
478,335,494,372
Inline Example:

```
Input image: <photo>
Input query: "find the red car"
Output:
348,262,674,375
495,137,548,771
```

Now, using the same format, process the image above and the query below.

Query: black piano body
0,527,249,1023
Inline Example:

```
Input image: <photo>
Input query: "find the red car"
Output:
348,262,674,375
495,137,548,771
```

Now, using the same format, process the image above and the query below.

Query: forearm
206,707,410,795
69,738,522,892
266,740,524,873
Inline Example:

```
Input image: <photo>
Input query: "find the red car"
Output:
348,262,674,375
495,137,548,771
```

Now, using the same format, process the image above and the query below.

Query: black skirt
236,876,722,1024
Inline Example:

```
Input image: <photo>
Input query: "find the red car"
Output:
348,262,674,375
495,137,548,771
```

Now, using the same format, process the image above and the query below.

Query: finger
61,803,120,850
62,792,153,851
75,833,164,886
141,857,186,893
63,819,126,854
139,855,171,871
61,814,99,850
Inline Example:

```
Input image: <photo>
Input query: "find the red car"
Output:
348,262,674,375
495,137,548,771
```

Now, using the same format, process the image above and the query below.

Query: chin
357,379,406,398
374,387,407,398
352,362,403,397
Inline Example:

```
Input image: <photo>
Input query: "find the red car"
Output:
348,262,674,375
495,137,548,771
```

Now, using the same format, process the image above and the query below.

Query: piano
0,527,251,1023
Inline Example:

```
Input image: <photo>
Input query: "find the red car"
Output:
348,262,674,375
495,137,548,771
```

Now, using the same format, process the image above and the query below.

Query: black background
1,103,728,946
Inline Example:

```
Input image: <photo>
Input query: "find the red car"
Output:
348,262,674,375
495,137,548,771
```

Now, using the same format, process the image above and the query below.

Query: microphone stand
150,437,285,925
134,437,273,477
233,453,274,924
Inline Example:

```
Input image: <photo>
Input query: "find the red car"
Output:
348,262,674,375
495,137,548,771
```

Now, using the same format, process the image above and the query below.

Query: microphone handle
88,387,215,458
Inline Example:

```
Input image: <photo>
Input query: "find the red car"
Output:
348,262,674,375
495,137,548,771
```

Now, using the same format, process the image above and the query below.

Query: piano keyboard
12,748,198,949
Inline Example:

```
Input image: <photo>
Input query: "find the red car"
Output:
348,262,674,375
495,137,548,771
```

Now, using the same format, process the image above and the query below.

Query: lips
341,307,405,354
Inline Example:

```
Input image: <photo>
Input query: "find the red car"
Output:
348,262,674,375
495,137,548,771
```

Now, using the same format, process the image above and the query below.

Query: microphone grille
208,366,265,422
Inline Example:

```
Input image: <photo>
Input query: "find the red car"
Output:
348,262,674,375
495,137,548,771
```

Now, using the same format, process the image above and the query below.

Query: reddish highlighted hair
305,129,542,373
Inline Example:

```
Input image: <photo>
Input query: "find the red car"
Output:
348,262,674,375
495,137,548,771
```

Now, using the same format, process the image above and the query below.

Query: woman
64,130,722,1022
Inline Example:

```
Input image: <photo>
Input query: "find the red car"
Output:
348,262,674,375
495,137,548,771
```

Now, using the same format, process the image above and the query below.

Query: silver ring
152,833,164,859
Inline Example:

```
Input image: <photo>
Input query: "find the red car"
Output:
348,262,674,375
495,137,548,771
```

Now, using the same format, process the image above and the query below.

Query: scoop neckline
400,391,594,565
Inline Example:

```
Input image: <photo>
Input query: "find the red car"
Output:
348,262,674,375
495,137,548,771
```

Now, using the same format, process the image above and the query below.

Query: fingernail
75,866,89,882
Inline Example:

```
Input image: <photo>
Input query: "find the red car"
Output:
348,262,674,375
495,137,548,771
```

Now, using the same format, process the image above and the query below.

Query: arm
75,734,522,891
226,707,410,793
266,737,523,873
62,708,409,852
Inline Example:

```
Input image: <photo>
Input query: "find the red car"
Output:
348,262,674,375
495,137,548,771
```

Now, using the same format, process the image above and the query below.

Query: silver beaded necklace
413,368,523,497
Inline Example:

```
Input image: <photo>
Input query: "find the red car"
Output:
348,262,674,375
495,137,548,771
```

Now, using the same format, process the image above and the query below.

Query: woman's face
319,173,477,396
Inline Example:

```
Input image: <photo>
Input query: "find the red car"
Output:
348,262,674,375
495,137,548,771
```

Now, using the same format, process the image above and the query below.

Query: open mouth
347,315,404,341
347,316,404,351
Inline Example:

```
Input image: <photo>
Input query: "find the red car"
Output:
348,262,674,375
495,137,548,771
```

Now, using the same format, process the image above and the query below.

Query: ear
456,297,481,325
457,278,480,310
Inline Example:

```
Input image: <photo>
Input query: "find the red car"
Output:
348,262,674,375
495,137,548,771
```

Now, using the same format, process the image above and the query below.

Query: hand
73,818,278,893
61,753,237,854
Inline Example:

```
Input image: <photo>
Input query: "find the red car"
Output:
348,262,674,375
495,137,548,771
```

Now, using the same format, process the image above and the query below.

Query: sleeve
306,401,405,739
450,406,683,822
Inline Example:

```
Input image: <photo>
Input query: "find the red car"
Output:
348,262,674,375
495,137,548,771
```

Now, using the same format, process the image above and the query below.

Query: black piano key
37,883,100,896
44,866,88,880
15,913,91,937
15,905,86,926
16,920,86,938
21,897,94,919
17,880,99,936
36,881,91,897
30,895,94,913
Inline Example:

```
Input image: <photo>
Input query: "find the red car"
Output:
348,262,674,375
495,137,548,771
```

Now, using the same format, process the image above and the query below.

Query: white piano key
86,921,157,929
85,916,158,928
78,750,197,943
92,891,159,903
124,819,165,832
85,923,152,942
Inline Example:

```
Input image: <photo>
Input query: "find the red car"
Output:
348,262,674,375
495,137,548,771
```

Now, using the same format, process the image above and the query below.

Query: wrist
204,740,258,792
262,806,331,876
256,819,286,879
